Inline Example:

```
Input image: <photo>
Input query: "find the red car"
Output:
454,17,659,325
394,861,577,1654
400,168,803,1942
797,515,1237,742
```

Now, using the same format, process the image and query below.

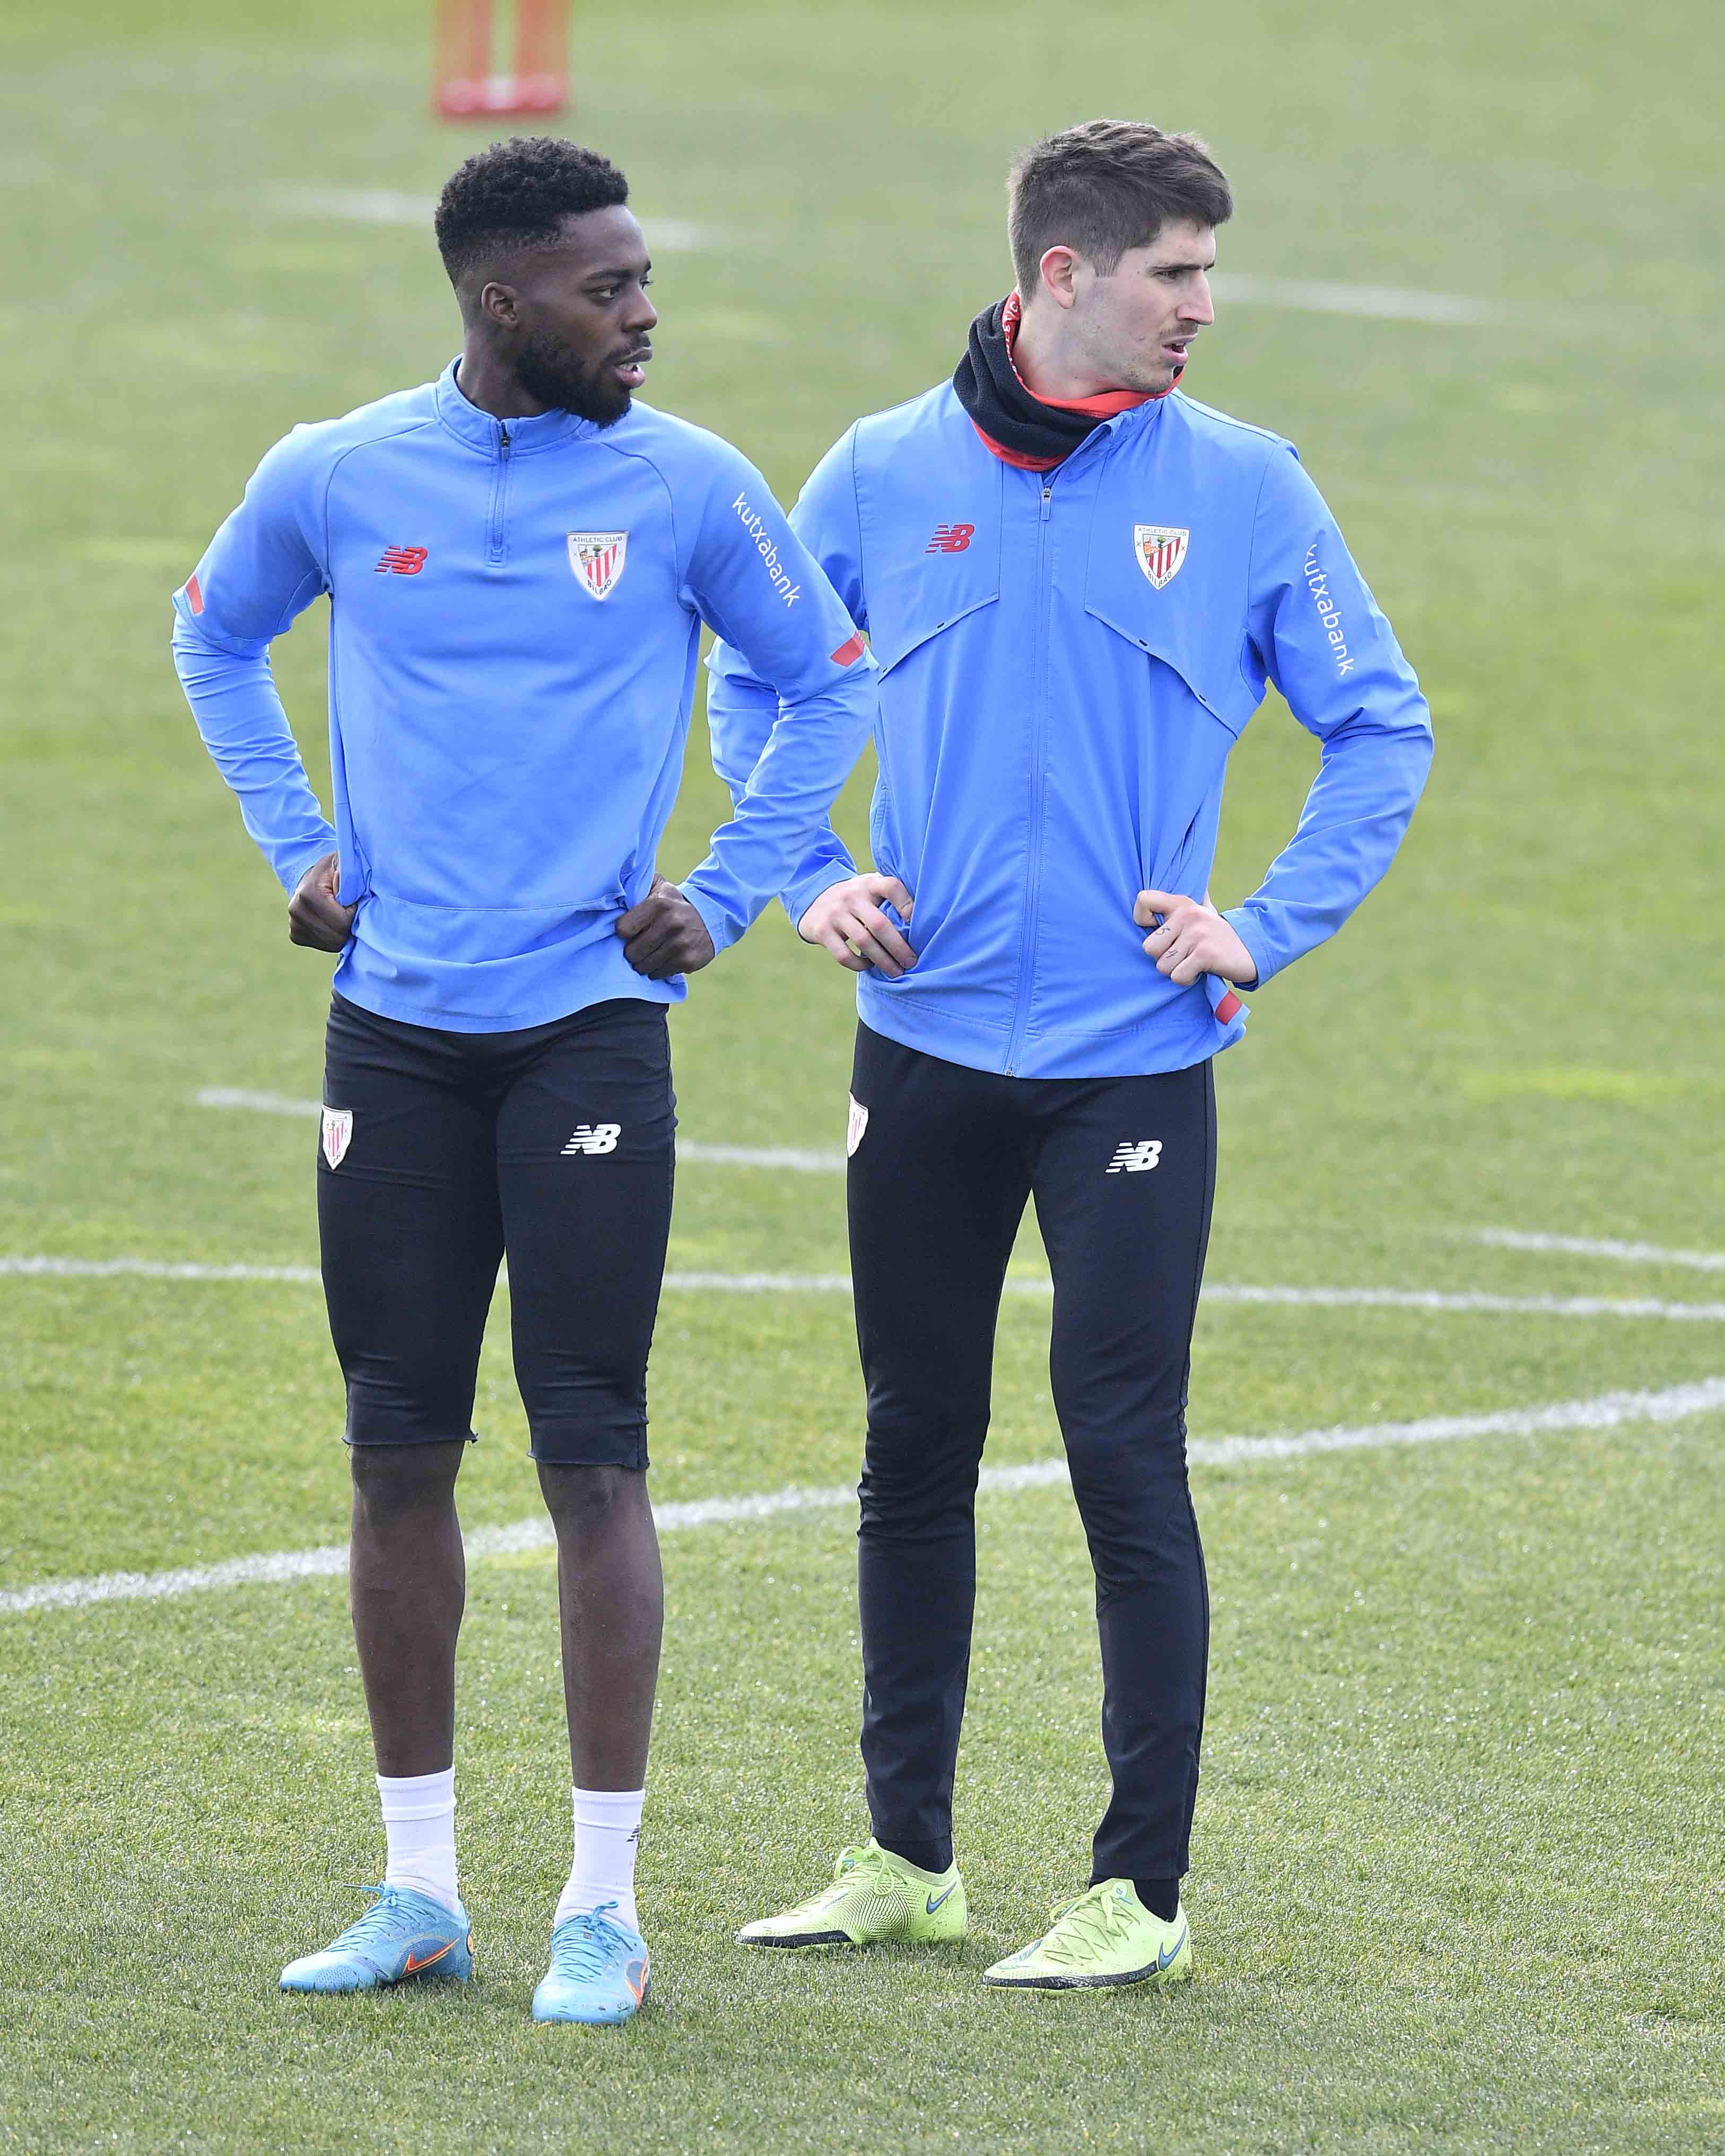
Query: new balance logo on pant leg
562,1124,621,1155
1106,1140,1163,1174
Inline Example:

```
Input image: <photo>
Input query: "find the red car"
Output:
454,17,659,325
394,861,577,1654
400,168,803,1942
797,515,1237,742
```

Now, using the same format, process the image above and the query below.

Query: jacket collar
433,357,601,455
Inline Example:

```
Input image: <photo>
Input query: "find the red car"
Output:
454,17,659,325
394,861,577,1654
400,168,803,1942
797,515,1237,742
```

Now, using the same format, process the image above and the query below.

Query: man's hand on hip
1134,889,1257,988
797,873,917,978
617,873,717,980
289,852,358,952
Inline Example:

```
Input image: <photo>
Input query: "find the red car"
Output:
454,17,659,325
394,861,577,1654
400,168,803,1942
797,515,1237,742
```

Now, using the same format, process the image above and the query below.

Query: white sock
377,1768,460,1916
554,1785,644,1933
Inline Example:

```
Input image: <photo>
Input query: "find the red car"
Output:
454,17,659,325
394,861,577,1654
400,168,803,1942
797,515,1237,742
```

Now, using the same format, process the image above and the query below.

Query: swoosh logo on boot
403,1939,455,1975
926,1884,959,1914
1158,1924,1188,1971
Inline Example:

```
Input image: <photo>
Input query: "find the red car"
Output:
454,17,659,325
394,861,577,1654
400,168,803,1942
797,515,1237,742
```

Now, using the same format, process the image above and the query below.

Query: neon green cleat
737,1839,966,1950
981,1880,1193,1991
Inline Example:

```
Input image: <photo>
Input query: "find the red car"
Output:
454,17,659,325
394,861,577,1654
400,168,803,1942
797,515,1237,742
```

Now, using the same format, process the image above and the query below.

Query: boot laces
548,1902,635,1978
1040,1883,1132,1965
329,1884,422,1949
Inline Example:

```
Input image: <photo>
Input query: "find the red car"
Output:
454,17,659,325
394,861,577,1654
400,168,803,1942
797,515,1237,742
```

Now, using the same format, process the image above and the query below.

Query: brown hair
1007,120,1232,294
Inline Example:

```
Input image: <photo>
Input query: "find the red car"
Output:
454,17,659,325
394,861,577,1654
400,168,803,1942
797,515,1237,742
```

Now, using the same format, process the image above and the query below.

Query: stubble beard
513,326,633,428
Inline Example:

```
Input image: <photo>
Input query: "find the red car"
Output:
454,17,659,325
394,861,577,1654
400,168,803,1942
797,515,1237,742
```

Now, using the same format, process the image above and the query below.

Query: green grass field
3,1,1723,2147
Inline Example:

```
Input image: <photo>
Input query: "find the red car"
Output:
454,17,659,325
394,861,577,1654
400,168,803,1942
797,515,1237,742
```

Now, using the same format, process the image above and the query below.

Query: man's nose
627,286,659,332
1180,272,1215,327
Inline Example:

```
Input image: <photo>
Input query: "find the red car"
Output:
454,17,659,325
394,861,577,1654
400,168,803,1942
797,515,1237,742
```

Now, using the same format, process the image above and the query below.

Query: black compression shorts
317,992,675,1466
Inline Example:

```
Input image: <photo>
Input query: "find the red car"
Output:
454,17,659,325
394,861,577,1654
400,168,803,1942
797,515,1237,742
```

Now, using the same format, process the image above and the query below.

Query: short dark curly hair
1008,121,1231,295
434,135,630,289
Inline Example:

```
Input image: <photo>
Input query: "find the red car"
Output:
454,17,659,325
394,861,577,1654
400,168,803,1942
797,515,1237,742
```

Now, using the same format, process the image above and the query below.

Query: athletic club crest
1133,525,1189,590
567,531,628,601
846,1094,869,1159
320,1106,353,1171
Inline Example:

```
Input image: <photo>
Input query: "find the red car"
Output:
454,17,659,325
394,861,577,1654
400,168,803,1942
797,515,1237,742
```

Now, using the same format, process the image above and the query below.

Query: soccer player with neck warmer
710,120,1433,1991
171,136,876,2024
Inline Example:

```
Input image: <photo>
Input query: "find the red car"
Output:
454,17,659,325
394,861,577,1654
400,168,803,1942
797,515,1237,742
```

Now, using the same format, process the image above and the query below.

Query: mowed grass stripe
7,1374,1722,1618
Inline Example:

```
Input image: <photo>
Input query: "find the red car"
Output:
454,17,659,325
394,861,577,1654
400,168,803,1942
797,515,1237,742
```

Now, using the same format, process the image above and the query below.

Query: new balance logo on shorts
1107,1140,1163,1174
561,1124,621,1156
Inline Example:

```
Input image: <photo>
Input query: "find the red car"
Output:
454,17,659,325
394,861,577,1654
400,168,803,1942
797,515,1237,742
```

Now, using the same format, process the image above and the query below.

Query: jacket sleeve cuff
781,858,856,936
1223,907,1276,989
680,876,740,960
276,830,339,897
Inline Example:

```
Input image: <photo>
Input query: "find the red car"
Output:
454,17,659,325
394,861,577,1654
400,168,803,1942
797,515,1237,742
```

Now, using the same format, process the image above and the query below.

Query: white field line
271,188,710,251
193,1090,844,1172
1209,272,1496,324
1469,1228,1725,1274
6,1375,1723,1619
1,1255,324,1284
8,1254,1725,1323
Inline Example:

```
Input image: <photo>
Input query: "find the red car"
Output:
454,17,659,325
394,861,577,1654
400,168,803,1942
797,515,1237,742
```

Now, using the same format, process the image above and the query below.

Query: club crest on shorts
1133,525,1189,590
846,1094,869,1159
321,1106,353,1170
567,531,628,601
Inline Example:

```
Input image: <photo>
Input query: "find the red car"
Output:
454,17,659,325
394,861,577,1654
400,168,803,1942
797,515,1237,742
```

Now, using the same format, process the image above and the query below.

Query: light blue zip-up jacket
171,359,876,1032
707,382,1433,1079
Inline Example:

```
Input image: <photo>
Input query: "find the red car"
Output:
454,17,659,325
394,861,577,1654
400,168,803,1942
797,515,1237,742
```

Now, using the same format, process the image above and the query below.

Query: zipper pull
1040,482,1053,519
499,424,511,455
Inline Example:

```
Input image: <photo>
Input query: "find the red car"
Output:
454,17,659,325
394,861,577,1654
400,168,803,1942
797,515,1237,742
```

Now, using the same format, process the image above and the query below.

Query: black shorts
317,993,676,1466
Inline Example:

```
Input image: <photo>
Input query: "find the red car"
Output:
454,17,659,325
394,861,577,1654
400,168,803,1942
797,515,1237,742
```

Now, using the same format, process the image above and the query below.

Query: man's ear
1035,245,1080,311
478,279,521,329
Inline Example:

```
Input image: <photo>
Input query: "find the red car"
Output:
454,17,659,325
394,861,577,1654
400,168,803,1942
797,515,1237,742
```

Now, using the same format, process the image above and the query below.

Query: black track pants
318,992,675,1466
848,1023,1215,1884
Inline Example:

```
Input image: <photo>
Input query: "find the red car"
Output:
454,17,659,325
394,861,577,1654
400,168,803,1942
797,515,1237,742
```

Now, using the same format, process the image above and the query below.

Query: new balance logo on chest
1107,1140,1163,1174
562,1124,621,1156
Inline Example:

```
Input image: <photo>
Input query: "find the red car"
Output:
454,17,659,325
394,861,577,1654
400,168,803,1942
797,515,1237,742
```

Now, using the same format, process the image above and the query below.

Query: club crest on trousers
568,531,628,600
1134,525,1189,590
847,1094,869,1158
321,1106,353,1170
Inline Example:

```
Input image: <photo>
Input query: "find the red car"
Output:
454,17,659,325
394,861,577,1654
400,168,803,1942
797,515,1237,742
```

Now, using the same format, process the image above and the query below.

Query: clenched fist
616,873,717,980
288,853,357,952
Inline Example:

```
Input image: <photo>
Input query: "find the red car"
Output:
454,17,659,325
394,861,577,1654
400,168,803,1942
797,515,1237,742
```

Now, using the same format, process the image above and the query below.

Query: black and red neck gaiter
952,290,1179,472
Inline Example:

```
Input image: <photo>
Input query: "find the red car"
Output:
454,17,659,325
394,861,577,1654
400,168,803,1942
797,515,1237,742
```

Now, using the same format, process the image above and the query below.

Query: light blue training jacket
707,381,1433,1079
171,358,876,1032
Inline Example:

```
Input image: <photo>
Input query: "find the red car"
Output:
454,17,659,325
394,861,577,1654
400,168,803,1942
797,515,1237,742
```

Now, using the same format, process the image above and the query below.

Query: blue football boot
532,1902,651,2025
280,1884,475,1994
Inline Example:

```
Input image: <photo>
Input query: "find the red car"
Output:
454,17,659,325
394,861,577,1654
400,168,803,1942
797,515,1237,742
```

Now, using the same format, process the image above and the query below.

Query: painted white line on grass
1209,272,1496,324
677,1143,844,1172
193,1090,845,1172
195,1087,319,1115
271,188,710,250
1469,1228,1725,1274
1195,1284,1725,1323
0,1255,323,1284
10,1255,1725,1323
6,1377,1722,1618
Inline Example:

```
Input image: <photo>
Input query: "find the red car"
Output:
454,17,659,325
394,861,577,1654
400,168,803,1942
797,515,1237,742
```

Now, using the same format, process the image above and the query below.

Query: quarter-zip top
708,382,1433,1081
487,420,511,565
171,359,878,1031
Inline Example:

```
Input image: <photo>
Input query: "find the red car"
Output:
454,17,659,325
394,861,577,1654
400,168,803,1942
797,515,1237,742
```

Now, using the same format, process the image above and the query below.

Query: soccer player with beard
711,120,1433,1991
171,137,876,2024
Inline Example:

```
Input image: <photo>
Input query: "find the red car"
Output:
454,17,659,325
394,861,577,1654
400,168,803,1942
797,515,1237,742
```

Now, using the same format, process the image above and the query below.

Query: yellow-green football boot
982,1880,1192,1990
737,1839,966,1950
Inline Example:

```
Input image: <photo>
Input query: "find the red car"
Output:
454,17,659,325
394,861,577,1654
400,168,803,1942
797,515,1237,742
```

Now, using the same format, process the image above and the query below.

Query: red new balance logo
376,545,429,575
925,523,974,554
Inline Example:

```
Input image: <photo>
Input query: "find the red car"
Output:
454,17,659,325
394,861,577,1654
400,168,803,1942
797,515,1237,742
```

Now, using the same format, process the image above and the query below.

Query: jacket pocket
1083,544,1258,738
867,532,1001,679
